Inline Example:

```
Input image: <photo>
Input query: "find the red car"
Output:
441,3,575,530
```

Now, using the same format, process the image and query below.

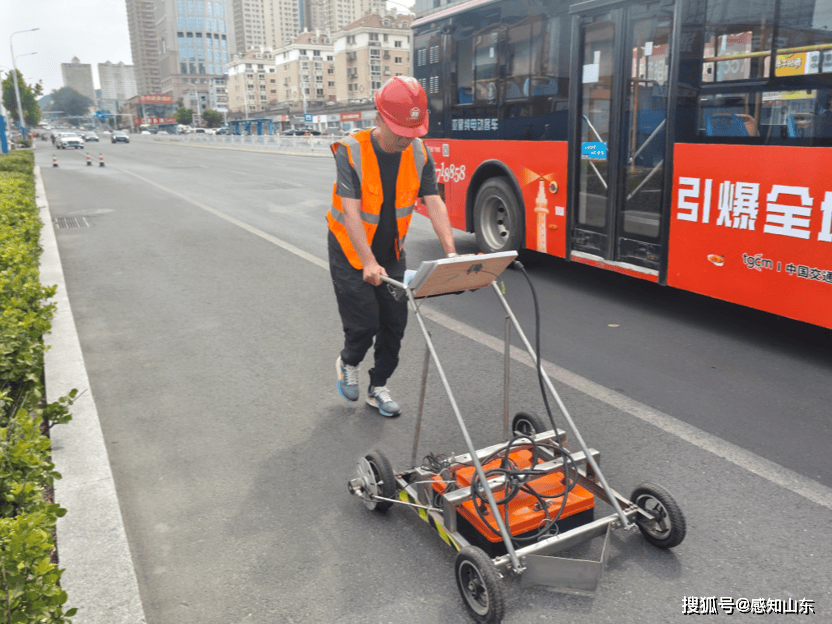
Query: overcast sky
1,1,133,96
2,1,413,99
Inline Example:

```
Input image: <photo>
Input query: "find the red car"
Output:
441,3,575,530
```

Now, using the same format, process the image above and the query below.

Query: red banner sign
137,94,173,104
668,143,832,328
340,112,361,122
134,117,176,125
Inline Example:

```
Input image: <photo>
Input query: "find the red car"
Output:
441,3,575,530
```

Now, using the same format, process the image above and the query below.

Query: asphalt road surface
36,137,831,623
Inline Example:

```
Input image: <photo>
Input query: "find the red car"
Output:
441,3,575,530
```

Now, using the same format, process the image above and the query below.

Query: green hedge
1,151,77,623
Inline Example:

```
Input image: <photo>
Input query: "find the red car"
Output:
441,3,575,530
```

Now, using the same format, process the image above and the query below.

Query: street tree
202,109,223,128
49,87,94,126
2,69,42,127
175,107,194,125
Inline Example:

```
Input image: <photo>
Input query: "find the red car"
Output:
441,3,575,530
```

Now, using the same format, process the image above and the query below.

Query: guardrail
152,132,334,156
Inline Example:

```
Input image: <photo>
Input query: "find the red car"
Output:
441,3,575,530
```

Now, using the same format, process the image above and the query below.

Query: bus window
702,0,775,83
474,26,501,105
775,0,832,78
700,93,761,137
504,19,534,101
454,25,474,105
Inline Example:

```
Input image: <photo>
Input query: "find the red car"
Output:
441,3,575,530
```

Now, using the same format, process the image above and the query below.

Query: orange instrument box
434,448,595,543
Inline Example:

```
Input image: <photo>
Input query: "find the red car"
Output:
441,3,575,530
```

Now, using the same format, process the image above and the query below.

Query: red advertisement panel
138,94,173,104
419,139,569,258
135,117,176,125
668,144,832,328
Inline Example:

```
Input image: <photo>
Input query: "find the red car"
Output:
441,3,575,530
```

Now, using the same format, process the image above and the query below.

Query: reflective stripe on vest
327,129,427,269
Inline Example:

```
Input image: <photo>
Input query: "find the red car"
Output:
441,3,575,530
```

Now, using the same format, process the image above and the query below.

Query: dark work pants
328,232,408,388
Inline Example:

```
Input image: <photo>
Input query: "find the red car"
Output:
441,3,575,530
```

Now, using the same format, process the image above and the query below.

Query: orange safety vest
327,128,428,269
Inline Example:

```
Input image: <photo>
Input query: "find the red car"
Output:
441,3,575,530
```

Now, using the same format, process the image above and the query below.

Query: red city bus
411,0,832,329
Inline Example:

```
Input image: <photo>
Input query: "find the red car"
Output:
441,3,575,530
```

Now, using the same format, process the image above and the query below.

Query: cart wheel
454,546,505,624
353,450,396,512
512,411,549,437
631,483,686,549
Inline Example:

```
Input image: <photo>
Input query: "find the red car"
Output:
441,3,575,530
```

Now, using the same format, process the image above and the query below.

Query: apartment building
263,0,303,48
232,0,268,55
273,32,336,107
61,57,96,103
210,76,230,114
226,48,278,114
332,13,412,104
98,61,138,113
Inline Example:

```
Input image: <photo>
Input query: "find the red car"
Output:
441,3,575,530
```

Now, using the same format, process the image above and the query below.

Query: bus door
568,0,675,276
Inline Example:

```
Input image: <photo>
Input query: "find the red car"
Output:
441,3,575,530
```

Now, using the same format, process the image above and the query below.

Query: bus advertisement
410,0,832,329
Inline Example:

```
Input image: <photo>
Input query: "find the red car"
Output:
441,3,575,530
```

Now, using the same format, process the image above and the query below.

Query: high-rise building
324,0,385,34
98,61,138,113
153,0,237,104
125,0,161,94
61,57,96,102
263,0,303,49
232,0,268,55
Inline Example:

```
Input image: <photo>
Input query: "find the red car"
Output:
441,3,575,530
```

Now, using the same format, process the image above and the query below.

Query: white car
58,133,84,149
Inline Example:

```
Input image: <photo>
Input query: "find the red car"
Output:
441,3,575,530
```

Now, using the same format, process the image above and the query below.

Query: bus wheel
474,177,523,253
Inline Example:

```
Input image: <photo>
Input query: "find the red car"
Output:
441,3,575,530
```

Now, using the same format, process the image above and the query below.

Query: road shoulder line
38,165,148,623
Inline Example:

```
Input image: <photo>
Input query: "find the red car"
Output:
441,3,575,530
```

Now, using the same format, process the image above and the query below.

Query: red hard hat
374,76,429,138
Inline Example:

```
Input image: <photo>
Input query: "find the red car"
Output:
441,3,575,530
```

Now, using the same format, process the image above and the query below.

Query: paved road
37,138,831,623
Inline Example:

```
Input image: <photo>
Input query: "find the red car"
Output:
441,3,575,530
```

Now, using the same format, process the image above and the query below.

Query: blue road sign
96,110,113,119
304,114,313,123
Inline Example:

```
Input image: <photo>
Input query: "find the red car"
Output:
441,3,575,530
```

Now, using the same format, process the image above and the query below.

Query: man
328,76,456,417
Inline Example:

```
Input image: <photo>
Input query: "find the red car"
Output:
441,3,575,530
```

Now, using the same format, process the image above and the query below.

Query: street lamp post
10,28,40,139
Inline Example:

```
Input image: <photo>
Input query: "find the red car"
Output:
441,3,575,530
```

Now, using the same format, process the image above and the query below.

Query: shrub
1,150,77,622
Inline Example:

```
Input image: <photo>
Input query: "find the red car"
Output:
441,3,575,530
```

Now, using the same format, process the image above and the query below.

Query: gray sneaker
366,385,401,417
337,357,359,401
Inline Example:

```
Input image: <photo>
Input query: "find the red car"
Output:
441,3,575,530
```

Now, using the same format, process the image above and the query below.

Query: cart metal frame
348,253,685,620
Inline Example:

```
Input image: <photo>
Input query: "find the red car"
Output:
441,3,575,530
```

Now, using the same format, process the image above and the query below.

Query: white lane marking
420,307,832,511
123,170,327,270
124,171,832,511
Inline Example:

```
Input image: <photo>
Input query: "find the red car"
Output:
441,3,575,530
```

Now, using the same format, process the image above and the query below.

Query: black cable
466,261,583,546
420,261,584,548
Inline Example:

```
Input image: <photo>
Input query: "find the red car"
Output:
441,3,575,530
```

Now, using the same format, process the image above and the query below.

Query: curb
37,165,147,623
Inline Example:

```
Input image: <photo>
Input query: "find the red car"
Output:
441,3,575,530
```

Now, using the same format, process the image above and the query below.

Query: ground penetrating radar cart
347,251,686,624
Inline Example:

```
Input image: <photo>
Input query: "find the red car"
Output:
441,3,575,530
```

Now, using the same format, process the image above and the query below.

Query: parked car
58,133,84,149
111,131,130,144
215,127,233,135
82,132,99,142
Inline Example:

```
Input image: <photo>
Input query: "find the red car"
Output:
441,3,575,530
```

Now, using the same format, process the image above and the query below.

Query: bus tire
473,177,524,254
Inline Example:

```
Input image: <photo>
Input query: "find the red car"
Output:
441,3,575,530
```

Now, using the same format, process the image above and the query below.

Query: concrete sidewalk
38,164,147,624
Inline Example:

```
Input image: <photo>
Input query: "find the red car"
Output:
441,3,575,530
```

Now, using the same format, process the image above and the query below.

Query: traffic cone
86,153,92,166
99,153,105,167
53,154,58,167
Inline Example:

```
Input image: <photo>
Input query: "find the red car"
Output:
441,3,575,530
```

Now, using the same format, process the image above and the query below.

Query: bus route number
438,162,466,183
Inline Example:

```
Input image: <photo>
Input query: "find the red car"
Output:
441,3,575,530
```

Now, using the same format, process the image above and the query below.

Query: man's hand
363,261,387,286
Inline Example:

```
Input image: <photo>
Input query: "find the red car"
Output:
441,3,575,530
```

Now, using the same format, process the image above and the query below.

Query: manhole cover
53,216,91,229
